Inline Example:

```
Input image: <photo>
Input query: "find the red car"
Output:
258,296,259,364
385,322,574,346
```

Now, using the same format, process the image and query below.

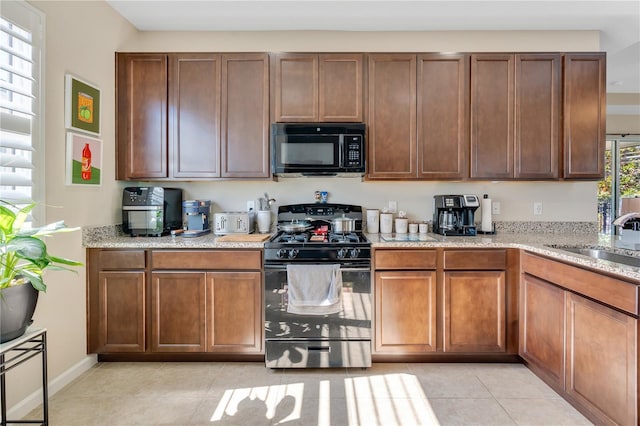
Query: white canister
257,210,272,233
409,223,418,234
366,209,380,233
419,223,428,234
380,213,393,234
395,218,408,234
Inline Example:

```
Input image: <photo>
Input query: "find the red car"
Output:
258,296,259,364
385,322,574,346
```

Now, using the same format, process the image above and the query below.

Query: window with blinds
0,0,44,225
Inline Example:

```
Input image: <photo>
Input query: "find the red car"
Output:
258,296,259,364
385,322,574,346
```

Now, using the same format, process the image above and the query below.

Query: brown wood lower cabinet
87,249,263,357
87,249,147,353
566,293,636,426
207,272,262,353
373,248,516,358
521,252,638,425
519,274,565,389
375,270,437,353
97,271,146,353
151,272,207,353
443,271,506,352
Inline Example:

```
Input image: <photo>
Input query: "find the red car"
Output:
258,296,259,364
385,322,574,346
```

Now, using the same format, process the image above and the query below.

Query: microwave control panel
344,135,363,167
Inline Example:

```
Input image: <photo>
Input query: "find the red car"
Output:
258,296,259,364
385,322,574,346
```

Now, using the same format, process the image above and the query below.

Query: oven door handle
264,265,371,272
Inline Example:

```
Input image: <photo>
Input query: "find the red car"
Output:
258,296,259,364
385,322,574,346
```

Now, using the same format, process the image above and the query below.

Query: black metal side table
0,327,48,426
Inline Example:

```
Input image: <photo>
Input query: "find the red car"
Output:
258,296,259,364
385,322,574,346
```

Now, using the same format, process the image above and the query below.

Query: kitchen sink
554,247,640,268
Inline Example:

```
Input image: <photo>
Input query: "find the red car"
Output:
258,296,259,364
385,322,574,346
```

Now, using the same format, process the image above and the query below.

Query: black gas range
264,203,371,265
264,203,372,368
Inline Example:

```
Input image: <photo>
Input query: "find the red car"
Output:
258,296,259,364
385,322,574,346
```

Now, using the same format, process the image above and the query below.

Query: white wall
7,0,137,413
9,0,603,413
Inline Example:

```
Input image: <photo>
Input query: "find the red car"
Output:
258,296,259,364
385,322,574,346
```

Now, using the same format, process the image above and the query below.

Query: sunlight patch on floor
209,373,439,425
345,373,440,426
210,382,304,423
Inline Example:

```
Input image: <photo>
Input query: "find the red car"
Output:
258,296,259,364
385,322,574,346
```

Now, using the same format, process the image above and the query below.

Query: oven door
264,264,371,368
264,264,371,340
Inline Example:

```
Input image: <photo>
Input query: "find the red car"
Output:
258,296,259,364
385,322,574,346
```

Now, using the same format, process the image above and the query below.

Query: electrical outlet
534,202,543,216
492,201,501,215
246,200,255,212
388,201,397,213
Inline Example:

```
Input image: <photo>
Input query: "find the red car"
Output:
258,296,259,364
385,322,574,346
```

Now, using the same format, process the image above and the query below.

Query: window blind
0,0,44,224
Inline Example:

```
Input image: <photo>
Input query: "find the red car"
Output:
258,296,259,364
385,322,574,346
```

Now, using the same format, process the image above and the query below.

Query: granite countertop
85,232,268,249
367,232,640,281
83,226,640,281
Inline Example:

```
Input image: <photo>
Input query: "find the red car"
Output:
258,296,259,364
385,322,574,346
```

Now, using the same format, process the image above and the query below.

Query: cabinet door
367,54,417,179
116,53,168,180
207,272,262,353
515,54,560,179
565,293,636,425
273,53,318,122
96,271,145,353
319,53,363,122
470,54,514,179
221,53,270,178
563,53,606,179
151,272,206,352
374,270,436,353
417,53,469,179
443,271,506,352
520,274,565,389
170,54,221,178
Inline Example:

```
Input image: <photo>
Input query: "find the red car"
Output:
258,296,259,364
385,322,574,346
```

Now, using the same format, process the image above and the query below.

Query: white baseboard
7,354,98,420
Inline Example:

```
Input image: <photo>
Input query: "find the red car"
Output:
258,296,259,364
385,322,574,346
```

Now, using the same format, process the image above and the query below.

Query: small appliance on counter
122,187,182,237
214,211,255,235
433,194,479,236
182,200,211,237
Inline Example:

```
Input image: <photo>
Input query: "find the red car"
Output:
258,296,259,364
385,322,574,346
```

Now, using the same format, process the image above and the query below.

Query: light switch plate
534,202,543,215
388,201,397,213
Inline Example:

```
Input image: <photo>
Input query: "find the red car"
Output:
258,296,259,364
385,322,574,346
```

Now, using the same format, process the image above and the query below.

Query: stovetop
264,203,370,263
270,231,368,245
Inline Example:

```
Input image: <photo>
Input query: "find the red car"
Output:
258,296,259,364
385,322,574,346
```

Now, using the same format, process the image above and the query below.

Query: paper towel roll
481,195,493,232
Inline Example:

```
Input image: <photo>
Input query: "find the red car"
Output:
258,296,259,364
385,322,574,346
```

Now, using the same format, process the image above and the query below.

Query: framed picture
65,74,101,135
66,132,102,186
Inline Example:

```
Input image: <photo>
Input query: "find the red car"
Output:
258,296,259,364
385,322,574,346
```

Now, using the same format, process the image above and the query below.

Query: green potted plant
0,201,82,342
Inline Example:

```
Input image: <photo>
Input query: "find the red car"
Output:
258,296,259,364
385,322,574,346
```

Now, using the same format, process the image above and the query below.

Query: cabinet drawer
522,252,638,316
98,250,146,270
152,250,262,270
443,249,506,270
374,249,436,270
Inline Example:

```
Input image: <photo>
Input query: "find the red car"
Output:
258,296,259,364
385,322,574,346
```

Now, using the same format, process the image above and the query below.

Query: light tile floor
24,362,593,425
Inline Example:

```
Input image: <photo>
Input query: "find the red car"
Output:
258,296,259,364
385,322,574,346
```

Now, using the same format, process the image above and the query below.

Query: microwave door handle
338,135,344,167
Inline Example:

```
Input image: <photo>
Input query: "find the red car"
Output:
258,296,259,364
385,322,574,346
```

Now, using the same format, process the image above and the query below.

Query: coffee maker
182,200,211,237
433,195,480,236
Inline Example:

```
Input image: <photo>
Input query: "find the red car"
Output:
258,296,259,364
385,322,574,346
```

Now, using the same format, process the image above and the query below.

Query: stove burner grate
328,232,362,243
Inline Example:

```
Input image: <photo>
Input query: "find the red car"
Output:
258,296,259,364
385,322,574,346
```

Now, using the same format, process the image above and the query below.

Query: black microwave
271,123,366,176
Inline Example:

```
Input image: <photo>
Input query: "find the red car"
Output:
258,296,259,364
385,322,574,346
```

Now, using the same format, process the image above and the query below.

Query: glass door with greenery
598,135,640,234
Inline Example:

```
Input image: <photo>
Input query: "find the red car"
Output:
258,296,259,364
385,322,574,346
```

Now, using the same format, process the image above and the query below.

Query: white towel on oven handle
286,264,343,315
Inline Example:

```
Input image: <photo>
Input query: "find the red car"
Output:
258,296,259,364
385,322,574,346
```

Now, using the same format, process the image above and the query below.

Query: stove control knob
337,248,348,259
276,249,288,259
349,248,361,258
288,249,299,259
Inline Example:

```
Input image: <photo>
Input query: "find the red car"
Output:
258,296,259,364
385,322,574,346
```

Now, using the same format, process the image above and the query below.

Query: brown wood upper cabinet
563,53,606,179
470,53,561,179
272,53,363,122
367,53,468,180
116,52,269,180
